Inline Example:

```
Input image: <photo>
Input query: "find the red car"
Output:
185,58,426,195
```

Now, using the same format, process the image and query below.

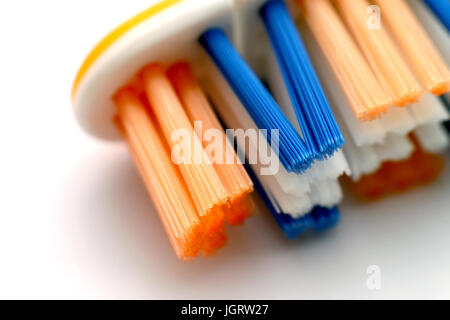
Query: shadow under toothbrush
56,142,450,299
59,147,345,291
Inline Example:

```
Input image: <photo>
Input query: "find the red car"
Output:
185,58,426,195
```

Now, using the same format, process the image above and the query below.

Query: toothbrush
72,0,347,256
72,0,260,259
71,0,450,256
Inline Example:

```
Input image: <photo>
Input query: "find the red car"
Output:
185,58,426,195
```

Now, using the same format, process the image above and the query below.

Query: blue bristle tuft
200,27,312,173
423,0,450,31
309,205,340,232
245,162,339,239
260,0,345,160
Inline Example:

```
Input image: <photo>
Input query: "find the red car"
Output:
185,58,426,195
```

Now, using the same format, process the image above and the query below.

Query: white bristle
373,134,415,163
304,151,350,183
309,179,343,209
323,84,381,181
331,149,352,176
409,93,449,126
344,142,381,181
379,106,416,136
414,122,450,153
336,117,380,181
259,172,313,216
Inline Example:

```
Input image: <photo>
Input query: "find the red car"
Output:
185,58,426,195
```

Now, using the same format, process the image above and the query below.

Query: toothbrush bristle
141,63,233,255
167,61,255,226
245,162,339,239
374,0,450,95
336,0,424,107
200,27,312,173
65,0,450,264
299,0,393,121
114,88,204,260
261,0,344,160
344,135,445,201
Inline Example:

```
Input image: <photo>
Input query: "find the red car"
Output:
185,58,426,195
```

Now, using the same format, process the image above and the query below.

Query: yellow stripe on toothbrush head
71,0,184,99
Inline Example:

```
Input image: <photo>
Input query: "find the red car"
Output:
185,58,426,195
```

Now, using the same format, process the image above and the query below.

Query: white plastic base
73,0,233,140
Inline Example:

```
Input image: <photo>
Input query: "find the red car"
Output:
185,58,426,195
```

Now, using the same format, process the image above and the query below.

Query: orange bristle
335,0,424,106
141,63,228,241
298,0,392,121
374,0,450,95
114,87,204,260
167,61,255,226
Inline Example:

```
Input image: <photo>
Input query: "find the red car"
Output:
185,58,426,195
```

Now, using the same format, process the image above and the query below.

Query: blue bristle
310,206,340,232
423,0,450,31
199,28,312,173
244,162,339,239
260,0,345,160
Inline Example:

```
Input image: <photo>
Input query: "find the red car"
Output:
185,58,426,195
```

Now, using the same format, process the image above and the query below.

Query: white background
0,0,449,299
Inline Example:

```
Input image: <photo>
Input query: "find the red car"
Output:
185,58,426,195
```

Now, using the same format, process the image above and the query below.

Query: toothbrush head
71,0,233,140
